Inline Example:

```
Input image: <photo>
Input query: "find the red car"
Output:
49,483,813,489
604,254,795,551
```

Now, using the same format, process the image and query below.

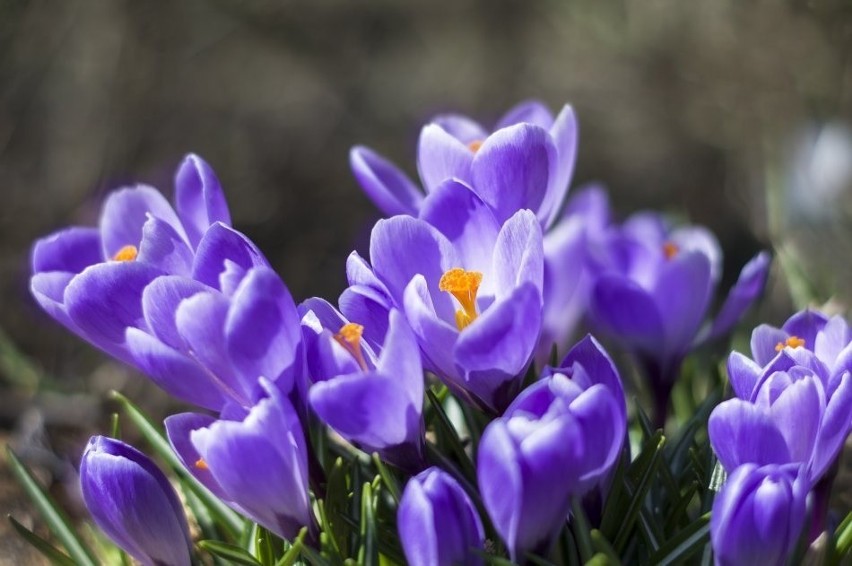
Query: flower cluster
25,99,850,566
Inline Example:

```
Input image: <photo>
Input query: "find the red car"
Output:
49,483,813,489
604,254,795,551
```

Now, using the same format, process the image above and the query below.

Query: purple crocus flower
357,180,544,413
80,436,192,566
300,303,425,469
728,309,851,400
586,212,771,420
477,335,626,559
350,99,577,228
165,378,312,540
711,463,807,566
397,467,485,566
709,345,852,486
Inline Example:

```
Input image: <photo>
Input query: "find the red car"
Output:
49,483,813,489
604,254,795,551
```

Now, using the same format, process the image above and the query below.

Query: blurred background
1,0,851,561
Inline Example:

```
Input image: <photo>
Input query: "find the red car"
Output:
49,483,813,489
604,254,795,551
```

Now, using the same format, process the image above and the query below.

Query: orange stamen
775,336,805,352
194,458,209,471
439,268,483,331
663,242,679,260
113,245,138,262
334,323,368,370
468,140,484,153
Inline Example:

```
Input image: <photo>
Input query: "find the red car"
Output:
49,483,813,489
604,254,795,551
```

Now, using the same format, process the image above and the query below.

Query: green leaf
6,448,98,566
646,513,711,566
571,497,594,563
372,453,401,504
832,510,852,562
254,524,277,566
613,432,667,553
275,527,307,566
426,389,477,481
109,413,121,439
7,515,76,566
584,553,620,566
358,481,377,565
110,391,243,538
590,529,619,563
199,540,262,565
708,460,727,492
323,457,351,558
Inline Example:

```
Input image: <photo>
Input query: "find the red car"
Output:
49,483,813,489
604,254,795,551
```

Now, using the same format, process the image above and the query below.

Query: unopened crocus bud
80,436,192,566
397,467,485,566
711,463,807,566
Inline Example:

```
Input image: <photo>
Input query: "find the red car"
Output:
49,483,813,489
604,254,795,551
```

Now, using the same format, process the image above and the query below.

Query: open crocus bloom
358,180,543,413
587,211,770,401
300,303,425,470
350,99,577,229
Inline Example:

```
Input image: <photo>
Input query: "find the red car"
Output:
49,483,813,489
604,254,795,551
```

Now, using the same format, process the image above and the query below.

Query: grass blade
647,513,711,566
199,540,262,565
7,515,76,566
6,447,98,566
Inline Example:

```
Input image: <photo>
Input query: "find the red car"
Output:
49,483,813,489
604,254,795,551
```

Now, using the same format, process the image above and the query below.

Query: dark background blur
2,0,852,561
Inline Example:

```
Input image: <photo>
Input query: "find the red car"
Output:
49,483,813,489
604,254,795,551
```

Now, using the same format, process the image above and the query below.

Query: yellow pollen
439,268,483,331
468,140,484,153
663,242,679,260
194,458,209,471
775,336,805,352
112,245,138,262
334,323,368,370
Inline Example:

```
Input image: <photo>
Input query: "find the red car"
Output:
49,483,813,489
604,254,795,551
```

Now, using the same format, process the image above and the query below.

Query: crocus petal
455,283,542,409
560,183,611,233
750,325,790,367
125,328,227,410
136,216,194,276
338,286,391,350
176,292,247,405
705,251,771,342
310,371,414,449
559,335,626,420
541,104,578,228
397,478,440,566
65,262,164,349
377,310,424,407
175,153,231,248
768,376,822,463
226,268,303,395
727,351,764,399
811,372,852,480
782,310,829,350
431,114,488,144
370,216,457,319
402,275,459,380
164,412,228,500
708,400,792,471
589,275,665,355
478,420,523,558
350,146,424,216
142,276,212,350
345,251,387,293
417,124,475,193
491,210,544,301
570,384,625,488
30,272,78,331
471,124,557,225
419,180,501,276
99,186,186,260
495,99,555,130
192,223,269,291
815,316,851,369
652,251,713,358
669,226,723,282
32,227,103,274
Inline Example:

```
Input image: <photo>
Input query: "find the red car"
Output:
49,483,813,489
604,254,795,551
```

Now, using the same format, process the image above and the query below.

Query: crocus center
112,245,138,262
775,336,805,352
439,267,483,331
663,241,679,260
194,458,209,471
334,323,368,370
468,140,484,153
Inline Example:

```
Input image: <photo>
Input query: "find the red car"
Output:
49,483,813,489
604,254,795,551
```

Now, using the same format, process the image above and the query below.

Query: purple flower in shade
397,467,485,566
80,436,192,566
711,463,808,566
586,211,771,419
350,99,577,229
477,335,626,559
165,378,312,540
299,303,425,470
537,185,611,364
29,155,274,410
728,309,852,400
358,180,544,413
